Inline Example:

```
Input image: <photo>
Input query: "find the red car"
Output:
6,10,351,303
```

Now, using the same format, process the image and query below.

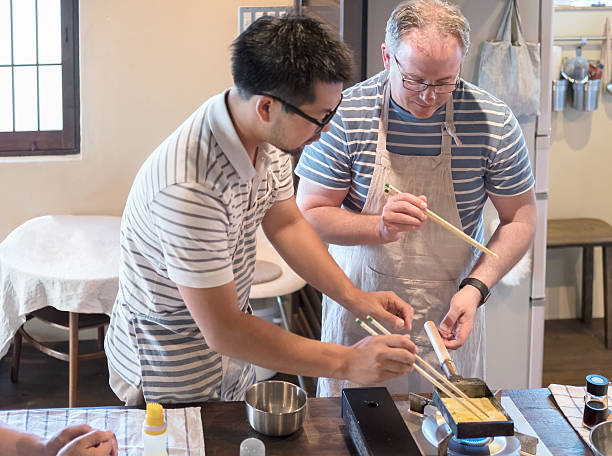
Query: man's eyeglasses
258,93,343,133
393,56,459,94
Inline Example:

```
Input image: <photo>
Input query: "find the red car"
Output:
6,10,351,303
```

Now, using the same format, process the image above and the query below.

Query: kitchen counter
201,388,589,455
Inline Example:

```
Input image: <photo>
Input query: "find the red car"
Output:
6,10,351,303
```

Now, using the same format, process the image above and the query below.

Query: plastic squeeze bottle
143,402,168,456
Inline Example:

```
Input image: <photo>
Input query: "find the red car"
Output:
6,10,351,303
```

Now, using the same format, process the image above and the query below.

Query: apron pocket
363,265,457,345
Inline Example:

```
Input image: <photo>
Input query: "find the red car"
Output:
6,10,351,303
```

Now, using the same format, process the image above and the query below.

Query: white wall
0,0,292,241
546,8,612,319
5,0,291,341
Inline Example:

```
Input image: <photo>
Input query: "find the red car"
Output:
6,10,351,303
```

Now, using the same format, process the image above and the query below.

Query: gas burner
422,414,521,455
452,436,493,447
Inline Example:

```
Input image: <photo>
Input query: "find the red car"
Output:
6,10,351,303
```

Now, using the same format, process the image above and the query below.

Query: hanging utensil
604,17,612,95
562,44,590,84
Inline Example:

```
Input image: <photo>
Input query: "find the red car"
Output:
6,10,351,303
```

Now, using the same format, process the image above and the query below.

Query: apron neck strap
375,76,392,161
376,78,461,164
443,95,462,150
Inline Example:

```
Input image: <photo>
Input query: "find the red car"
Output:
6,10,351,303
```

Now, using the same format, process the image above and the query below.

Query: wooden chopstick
355,317,489,421
356,317,487,420
383,183,499,259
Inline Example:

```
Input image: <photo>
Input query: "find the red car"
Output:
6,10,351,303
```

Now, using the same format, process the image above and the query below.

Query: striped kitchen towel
548,384,611,451
0,406,204,456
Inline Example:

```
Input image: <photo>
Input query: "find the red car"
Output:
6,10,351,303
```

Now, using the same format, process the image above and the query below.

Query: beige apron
317,80,485,397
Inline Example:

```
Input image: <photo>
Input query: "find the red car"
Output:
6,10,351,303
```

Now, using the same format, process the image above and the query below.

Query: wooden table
200,388,589,455
547,217,612,347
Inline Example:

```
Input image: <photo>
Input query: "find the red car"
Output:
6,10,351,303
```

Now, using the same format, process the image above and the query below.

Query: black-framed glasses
393,56,459,94
258,93,343,133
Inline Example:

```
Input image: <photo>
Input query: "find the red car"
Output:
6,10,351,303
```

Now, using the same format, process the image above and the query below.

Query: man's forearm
214,313,350,379
0,427,44,456
181,282,352,379
467,218,535,289
302,206,384,245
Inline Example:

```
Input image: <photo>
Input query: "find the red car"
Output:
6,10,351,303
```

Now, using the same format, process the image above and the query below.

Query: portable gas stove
416,411,521,455
342,388,530,456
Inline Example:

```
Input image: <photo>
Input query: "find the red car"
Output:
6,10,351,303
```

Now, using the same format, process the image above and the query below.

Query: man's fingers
381,334,417,353
53,424,93,444
381,359,414,375
110,433,118,456
372,307,407,331
376,337,417,374
439,311,458,338
384,293,414,331
383,210,425,226
94,440,117,456
389,192,428,210
385,200,427,223
76,430,116,449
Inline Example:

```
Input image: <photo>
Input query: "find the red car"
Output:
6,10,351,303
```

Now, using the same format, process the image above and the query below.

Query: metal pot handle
424,321,459,378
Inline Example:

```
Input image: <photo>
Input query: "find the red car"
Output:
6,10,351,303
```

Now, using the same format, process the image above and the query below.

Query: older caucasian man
296,0,536,397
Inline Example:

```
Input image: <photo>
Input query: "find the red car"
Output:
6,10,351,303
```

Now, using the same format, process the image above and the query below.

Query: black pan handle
424,321,458,378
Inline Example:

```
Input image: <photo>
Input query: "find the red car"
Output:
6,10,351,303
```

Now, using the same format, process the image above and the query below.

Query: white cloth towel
0,407,204,456
0,215,121,359
548,383,612,452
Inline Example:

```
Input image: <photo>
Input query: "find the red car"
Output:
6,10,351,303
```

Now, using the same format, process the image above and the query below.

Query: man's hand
340,334,418,384
379,193,428,243
438,286,481,349
348,289,414,332
45,426,117,456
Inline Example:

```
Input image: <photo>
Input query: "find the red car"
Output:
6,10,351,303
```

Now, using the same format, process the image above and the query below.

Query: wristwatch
459,277,490,307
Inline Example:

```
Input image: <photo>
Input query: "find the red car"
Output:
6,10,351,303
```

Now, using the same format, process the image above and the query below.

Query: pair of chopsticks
356,315,491,421
383,183,499,259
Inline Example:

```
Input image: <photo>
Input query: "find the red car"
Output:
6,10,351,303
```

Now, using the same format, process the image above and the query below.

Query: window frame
0,0,80,157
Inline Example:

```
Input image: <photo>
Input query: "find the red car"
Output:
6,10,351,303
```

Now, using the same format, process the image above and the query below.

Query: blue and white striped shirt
295,71,534,238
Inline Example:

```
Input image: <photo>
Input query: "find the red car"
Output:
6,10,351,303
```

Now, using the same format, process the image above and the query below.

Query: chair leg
582,246,594,324
276,296,307,391
97,326,105,351
69,312,79,408
10,328,23,383
276,296,291,332
603,246,612,348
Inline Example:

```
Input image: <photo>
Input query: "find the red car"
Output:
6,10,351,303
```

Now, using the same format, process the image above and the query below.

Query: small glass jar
583,374,609,428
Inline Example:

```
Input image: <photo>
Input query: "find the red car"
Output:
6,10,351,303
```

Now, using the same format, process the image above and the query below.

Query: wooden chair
547,218,612,348
11,307,110,407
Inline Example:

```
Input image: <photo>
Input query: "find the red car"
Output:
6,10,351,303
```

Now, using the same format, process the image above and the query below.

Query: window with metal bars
0,0,79,157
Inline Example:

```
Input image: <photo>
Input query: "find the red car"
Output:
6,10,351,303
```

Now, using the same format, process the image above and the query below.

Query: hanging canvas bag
477,0,541,117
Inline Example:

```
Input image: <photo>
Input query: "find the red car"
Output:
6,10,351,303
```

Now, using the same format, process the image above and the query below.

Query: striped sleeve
485,108,535,196
295,114,353,190
276,152,295,200
151,182,233,288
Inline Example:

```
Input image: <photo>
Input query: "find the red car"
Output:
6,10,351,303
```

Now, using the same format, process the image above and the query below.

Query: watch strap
459,277,490,307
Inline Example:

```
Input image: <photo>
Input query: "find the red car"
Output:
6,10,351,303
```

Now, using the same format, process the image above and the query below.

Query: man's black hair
231,14,353,107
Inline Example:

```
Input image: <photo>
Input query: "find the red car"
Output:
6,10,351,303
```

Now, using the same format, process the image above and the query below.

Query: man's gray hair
385,0,470,56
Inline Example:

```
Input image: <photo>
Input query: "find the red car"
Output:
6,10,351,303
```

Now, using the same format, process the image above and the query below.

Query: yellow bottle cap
145,402,165,428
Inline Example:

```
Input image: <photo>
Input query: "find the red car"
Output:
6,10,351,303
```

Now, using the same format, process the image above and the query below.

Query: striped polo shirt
105,90,294,403
295,71,534,241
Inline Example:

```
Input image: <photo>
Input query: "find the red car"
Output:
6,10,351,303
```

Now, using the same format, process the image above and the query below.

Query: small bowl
590,420,612,456
245,380,308,436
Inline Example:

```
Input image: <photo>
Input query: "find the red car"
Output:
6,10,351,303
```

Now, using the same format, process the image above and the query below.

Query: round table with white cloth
0,215,121,359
